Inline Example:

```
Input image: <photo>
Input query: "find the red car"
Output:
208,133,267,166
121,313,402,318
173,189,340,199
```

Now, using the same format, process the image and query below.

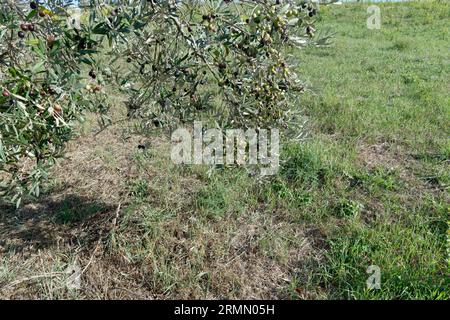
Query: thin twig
80,230,103,275
3,272,66,290
111,202,122,230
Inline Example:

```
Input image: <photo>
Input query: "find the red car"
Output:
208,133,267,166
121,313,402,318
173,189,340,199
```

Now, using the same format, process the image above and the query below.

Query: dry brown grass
0,107,321,299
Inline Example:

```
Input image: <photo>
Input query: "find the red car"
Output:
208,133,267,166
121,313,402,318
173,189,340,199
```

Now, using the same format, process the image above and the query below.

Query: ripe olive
38,10,46,18
28,23,35,32
30,1,38,10
20,23,28,31
18,31,25,38
89,70,96,79
2,89,10,97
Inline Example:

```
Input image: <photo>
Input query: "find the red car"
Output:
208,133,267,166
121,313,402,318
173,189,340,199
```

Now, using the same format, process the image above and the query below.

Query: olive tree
0,0,329,206
0,0,110,206
110,0,327,131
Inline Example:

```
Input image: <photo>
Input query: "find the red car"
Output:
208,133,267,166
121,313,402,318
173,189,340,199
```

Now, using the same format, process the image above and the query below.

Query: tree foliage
110,0,323,130
0,0,327,206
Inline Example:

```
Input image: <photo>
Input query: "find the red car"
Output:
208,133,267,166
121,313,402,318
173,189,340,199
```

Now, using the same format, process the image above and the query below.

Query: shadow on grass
0,195,116,253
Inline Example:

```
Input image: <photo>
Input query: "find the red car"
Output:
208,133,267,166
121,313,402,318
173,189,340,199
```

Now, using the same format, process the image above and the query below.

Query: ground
0,2,448,299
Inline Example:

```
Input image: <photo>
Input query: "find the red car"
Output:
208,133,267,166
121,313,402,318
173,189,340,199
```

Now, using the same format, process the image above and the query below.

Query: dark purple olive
89,70,96,79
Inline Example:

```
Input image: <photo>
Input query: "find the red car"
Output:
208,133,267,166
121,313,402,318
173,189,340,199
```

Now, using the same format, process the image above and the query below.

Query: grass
0,1,448,299
289,1,449,299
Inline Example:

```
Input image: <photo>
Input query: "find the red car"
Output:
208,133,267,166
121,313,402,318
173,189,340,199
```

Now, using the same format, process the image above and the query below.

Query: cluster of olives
16,2,53,40
202,13,219,32
18,22,35,39
85,83,102,94
300,2,318,17
114,0,319,129
30,1,50,18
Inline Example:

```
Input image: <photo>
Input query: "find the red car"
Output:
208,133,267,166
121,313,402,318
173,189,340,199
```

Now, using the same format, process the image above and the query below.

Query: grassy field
0,1,448,299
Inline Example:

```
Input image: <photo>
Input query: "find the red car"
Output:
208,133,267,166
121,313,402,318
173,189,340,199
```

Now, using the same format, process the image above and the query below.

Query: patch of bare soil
208,213,314,299
357,142,448,189
357,143,392,170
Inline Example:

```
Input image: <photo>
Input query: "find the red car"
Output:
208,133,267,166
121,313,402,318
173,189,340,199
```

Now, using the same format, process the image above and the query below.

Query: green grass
284,1,450,299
